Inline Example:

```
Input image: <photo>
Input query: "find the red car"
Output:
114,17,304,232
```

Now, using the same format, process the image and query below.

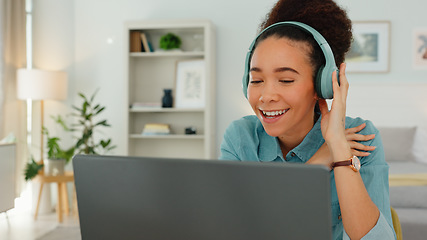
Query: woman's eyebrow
249,67,262,72
274,67,299,74
249,67,299,74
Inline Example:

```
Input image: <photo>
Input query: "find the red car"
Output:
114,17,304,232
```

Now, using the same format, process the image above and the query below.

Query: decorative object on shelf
346,21,390,73
175,59,205,108
142,123,171,135
192,33,204,52
185,127,197,135
159,33,182,50
161,89,173,108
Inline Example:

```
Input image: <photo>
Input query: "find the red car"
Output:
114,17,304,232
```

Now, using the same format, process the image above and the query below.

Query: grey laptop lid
73,155,332,240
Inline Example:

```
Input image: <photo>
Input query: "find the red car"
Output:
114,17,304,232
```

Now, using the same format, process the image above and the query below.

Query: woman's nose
259,82,279,102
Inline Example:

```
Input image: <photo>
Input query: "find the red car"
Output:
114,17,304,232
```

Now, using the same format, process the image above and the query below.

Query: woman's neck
278,113,319,158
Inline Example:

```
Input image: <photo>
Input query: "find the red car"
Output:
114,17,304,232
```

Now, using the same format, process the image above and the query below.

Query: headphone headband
242,21,338,99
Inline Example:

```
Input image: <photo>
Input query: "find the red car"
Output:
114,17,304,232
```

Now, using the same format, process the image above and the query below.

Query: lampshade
17,69,68,100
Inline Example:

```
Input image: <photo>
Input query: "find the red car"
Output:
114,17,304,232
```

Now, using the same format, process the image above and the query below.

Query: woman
220,0,395,239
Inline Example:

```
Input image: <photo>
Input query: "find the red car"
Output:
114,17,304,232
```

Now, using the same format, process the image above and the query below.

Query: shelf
130,134,205,140
129,107,204,113
125,19,215,159
129,51,204,58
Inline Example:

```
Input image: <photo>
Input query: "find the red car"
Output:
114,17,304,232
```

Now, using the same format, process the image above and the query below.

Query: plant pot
44,159,66,176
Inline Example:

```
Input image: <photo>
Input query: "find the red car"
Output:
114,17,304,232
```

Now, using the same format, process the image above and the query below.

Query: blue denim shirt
220,115,396,240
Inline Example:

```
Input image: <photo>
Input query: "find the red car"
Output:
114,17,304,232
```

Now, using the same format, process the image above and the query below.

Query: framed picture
175,59,205,108
413,28,427,69
346,21,390,73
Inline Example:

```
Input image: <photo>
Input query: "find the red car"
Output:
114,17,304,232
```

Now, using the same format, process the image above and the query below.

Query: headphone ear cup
315,66,325,99
242,72,249,98
242,50,253,99
316,65,337,99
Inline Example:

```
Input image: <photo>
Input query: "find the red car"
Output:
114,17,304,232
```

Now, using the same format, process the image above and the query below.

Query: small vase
44,159,66,176
162,89,173,108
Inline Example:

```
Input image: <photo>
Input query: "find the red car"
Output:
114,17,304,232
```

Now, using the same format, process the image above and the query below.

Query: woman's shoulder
345,116,379,135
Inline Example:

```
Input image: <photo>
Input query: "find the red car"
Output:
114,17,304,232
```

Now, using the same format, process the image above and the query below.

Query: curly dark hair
258,0,352,67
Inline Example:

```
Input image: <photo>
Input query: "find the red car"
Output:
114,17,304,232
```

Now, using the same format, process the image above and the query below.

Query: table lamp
17,68,68,164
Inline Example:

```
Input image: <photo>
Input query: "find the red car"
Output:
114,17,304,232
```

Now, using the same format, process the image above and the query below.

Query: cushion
394,208,427,240
388,162,427,175
413,127,427,164
390,186,427,208
377,127,417,162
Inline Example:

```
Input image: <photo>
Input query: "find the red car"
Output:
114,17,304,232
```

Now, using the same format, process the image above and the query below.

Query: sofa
378,126,427,240
0,143,16,213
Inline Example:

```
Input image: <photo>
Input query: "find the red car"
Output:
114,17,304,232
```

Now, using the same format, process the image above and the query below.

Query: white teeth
262,109,286,117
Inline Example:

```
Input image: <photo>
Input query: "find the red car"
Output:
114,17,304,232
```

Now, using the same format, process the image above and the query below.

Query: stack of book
130,102,161,110
129,31,154,52
142,123,171,136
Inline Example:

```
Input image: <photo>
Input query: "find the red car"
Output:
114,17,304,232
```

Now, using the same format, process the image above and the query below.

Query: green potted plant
24,157,43,181
23,127,74,180
23,89,115,181
69,89,116,154
43,127,75,176
159,33,182,50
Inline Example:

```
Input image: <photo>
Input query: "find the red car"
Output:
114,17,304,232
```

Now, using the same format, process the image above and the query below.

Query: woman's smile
259,108,289,123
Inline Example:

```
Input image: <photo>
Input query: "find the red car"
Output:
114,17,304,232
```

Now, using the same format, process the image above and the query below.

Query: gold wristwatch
331,155,361,172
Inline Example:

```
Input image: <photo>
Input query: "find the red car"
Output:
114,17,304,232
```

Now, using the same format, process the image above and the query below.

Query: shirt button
291,152,296,157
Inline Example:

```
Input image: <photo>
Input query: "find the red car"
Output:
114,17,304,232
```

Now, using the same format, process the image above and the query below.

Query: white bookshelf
124,19,216,159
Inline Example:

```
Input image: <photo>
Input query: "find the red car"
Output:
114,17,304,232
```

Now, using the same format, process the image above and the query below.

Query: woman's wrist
326,138,352,163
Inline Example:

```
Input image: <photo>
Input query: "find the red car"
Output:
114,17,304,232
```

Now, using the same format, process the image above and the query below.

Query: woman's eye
279,80,294,83
249,80,263,84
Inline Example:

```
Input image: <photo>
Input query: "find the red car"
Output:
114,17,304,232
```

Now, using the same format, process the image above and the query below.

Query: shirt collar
258,127,284,162
291,117,324,163
258,117,324,163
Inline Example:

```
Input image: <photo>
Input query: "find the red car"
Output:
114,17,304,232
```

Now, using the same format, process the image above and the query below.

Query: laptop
73,155,332,240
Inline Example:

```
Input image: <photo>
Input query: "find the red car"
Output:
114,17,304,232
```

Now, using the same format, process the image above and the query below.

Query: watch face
352,156,361,171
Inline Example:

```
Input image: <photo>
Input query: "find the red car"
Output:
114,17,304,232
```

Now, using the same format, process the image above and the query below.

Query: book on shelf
140,32,153,53
130,102,161,109
142,123,170,136
130,31,155,53
130,31,142,52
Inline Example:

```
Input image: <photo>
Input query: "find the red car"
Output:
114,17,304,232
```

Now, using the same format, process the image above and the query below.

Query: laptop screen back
73,155,332,240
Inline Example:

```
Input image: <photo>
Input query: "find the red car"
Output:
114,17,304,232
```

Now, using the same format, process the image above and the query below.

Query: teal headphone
242,21,339,99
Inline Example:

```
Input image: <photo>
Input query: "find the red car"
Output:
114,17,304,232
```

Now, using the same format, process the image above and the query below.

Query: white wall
338,0,427,129
32,0,427,158
32,0,75,157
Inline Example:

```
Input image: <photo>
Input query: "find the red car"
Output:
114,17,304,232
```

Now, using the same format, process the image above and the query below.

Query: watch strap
331,160,352,168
